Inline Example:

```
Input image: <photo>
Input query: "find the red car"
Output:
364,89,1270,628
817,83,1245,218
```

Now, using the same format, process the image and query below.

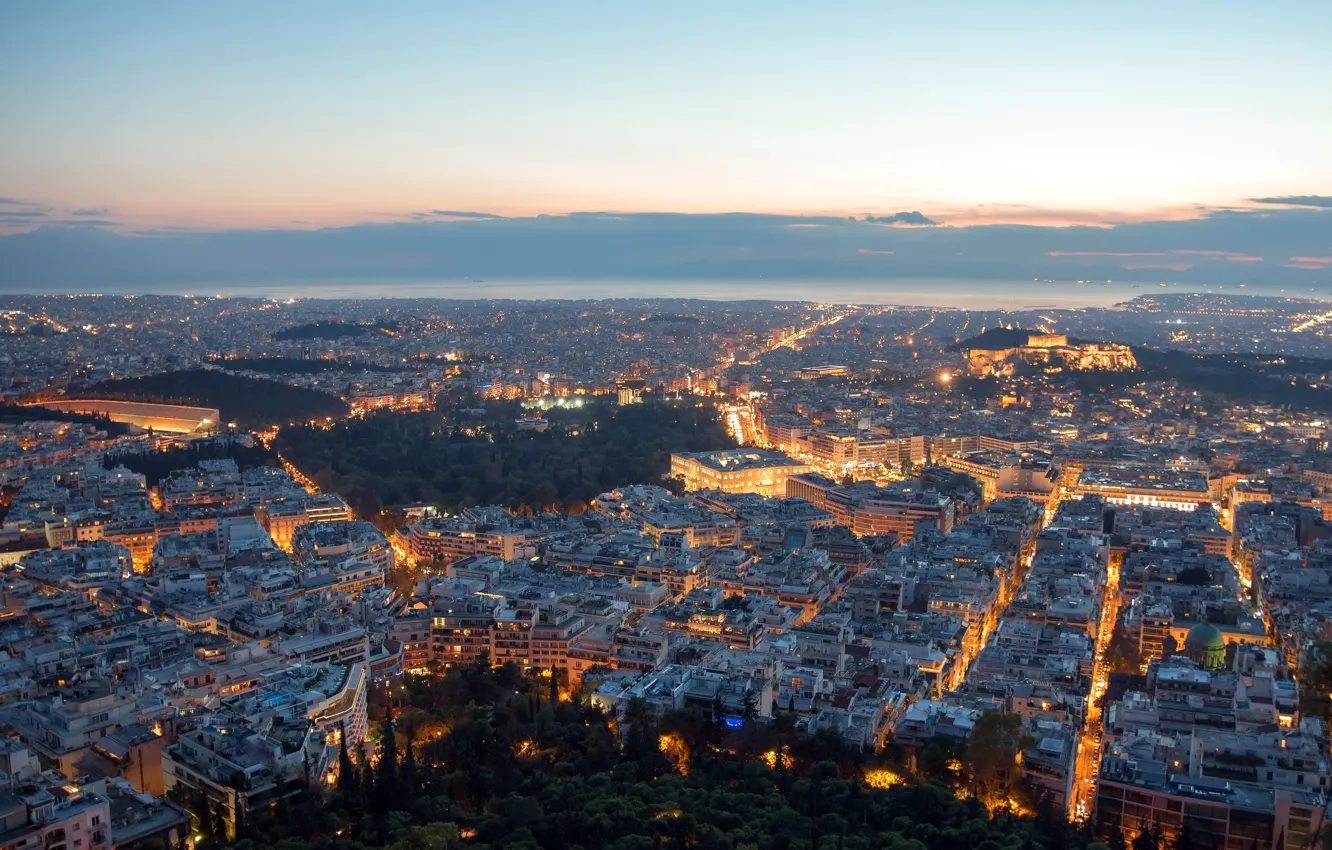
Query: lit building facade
670,449,810,497
1072,467,1212,511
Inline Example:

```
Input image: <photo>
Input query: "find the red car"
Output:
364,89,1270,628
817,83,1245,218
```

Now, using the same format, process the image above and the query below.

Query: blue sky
2,1,1331,230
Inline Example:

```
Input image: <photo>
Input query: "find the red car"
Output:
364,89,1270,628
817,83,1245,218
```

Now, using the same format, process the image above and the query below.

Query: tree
965,711,1034,806
337,724,358,800
743,688,759,722
386,823,461,850
400,728,418,804
196,794,215,842
1132,823,1163,850
273,399,732,516
1170,819,1198,850
83,369,348,429
1298,641,1332,718
917,734,967,787
360,749,376,813
206,653,1103,850
209,804,226,843
1176,567,1211,586
623,698,666,780
375,719,399,813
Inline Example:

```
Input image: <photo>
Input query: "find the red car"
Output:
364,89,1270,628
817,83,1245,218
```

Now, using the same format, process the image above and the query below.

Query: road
767,307,858,351
722,306,859,452
723,405,757,446
1070,554,1121,820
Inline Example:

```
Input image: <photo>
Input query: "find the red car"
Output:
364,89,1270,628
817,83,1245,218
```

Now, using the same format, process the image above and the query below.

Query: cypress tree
194,789,215,842
361,748,377,812
210,804,226,842
401,731,418,803
375,719,398,812
336,724,358,801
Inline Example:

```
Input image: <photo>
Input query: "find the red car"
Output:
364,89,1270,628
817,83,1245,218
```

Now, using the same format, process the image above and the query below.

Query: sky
0,1,1329,287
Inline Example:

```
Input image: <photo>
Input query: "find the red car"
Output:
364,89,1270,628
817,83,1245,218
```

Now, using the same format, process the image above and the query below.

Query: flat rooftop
1076,466,1209,493
674,449,805,471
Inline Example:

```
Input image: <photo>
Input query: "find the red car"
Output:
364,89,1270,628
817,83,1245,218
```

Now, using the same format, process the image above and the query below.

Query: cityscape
3,3,1332,850
2,290,1332,849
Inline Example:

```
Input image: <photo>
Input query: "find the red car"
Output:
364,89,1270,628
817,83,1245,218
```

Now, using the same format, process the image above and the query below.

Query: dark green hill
273,320,399,341
1129,348,1332,410
947,327,1099,352
947,327,1033,351
213,356,403,375
76,369,348,428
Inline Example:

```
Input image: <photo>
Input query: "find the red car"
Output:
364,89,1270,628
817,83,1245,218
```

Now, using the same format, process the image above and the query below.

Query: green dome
1184,622,1226,652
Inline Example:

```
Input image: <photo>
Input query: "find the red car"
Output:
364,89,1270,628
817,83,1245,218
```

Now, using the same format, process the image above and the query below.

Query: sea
10,277,1327,310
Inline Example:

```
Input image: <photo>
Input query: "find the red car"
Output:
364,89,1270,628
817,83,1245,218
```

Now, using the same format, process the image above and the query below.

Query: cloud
0,211,45,218
1050,251,1169,257
0,198,42,208
1050,249,1260,262
1249,196,1332,208
128,225,233,236
1284,263,1326,270
1291,256,1332,264
0,205,1326,289
427,210,505,220
865,211,937,226
71,207,110,216
937,203,1204,227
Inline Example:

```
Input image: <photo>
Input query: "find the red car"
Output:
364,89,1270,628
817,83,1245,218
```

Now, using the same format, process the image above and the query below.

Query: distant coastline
4,277,1326,310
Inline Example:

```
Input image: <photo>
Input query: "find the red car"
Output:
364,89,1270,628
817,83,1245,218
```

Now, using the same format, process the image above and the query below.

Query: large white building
670,449,810,497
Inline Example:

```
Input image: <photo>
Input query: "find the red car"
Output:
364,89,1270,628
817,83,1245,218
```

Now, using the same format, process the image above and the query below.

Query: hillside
947,327,1099,352
76,369,349,428
0,403,131,436
213,357,404,375
1132,349,1332,410
273,321,399,341
946,327,1033,352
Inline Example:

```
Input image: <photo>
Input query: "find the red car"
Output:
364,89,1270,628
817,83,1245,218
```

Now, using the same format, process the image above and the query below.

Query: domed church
1182,622,1227,671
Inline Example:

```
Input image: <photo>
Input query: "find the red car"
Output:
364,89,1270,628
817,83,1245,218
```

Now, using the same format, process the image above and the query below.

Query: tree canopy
275,398,732,518
76,369,349,428
105,437,276,485
209,661,1106,850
